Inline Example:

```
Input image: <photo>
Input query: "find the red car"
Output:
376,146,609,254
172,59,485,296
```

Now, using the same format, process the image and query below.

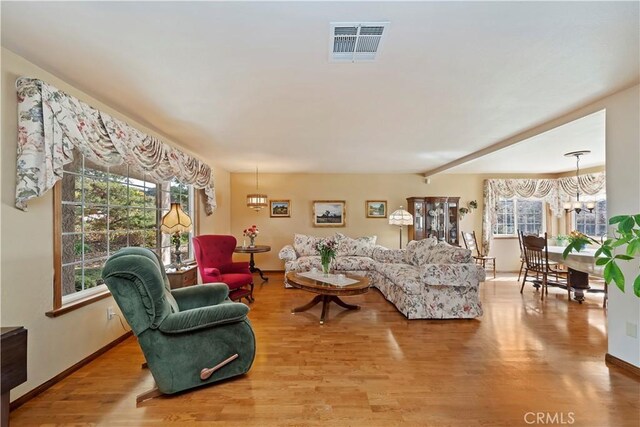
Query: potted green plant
563,214,640,297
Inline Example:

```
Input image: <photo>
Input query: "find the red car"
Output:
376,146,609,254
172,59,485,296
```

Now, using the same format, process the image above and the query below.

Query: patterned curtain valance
15,77,216,214
557,173,606,199
481,173,605,254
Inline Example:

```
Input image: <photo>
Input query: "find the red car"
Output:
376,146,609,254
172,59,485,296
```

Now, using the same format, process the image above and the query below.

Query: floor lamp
388,207,413,249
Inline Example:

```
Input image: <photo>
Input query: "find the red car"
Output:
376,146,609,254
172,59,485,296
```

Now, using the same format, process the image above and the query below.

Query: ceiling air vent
329,22,390,62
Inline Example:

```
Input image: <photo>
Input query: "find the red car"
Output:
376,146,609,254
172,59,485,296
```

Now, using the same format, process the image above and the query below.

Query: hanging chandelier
563,150,595,214
246,166,268,211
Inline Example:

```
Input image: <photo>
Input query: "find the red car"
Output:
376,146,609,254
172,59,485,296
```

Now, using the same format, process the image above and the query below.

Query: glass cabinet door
414,202,424,233
447,200,458,245
407,196,460,245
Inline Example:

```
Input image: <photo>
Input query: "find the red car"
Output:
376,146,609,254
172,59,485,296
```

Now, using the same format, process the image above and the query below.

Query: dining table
546,245,604,303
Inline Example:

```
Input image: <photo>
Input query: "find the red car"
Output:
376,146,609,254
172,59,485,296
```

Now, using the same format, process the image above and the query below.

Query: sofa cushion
293,234,320,257
335,233,377,257
333,256,377,271
404,237,438,266
292,256,322,271
377,263,423,295
425,243,472,264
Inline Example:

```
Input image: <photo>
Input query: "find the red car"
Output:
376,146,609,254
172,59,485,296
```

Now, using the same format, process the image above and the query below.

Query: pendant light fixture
246,166,267,211
563,150,595,214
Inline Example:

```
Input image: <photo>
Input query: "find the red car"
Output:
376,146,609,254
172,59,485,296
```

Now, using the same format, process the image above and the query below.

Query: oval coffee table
285,271,370,324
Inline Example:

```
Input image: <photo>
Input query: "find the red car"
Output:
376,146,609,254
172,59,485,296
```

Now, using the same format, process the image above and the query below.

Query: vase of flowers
567,230,589,252
243,225,259,247
317,237,337,276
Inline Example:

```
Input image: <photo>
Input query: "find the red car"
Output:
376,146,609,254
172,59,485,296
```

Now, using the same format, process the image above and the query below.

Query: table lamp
161,203,193,267
388,206,413,249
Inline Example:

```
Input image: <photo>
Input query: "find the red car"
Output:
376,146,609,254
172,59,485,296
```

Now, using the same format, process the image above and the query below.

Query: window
52,152,194,313
574,197,607,237
493,198,544,236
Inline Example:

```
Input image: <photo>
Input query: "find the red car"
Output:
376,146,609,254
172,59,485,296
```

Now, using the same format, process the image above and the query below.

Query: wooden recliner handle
200,353,239,380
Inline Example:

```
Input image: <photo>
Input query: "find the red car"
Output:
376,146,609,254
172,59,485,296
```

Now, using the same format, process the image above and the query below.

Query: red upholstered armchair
192,235,254,302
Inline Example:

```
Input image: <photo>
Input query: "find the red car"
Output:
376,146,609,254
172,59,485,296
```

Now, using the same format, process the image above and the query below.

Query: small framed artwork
366,200,387,218
270,200,291,218
313,200,346,227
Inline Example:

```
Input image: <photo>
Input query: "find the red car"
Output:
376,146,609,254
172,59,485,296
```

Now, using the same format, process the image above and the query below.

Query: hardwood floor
11,273,640,426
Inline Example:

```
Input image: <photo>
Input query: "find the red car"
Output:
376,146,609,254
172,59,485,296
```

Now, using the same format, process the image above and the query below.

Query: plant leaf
609,215,628,225
626,239,640,256
611,236,631,248
620,217,636,233
614,254,634,261
562,244,574,259
595,257,610,266
634,214,640,227
608,261,625,293
634,275,640,298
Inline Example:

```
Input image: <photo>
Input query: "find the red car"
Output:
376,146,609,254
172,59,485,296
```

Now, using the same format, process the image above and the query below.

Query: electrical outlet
626,322,638,338
107,306,115,320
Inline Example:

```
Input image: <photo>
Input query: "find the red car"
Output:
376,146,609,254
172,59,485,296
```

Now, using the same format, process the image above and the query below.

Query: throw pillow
335,233,377,257
425,242,472,264
404,237,438,266
293,233,320,257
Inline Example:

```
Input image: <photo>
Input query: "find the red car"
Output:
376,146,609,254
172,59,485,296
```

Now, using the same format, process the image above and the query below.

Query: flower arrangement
567,230,590,252
316,237,337,274
468,200,478,210
243,225,259,247
563,214,640,298
243,225,259,239
459,207,470,218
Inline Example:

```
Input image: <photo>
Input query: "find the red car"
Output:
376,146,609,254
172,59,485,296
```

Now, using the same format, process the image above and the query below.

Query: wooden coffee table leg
292,295,323,314
330,296,360,311
320,295,330,324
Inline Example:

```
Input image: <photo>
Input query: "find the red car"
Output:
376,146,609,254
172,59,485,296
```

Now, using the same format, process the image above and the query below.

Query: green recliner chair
102,247,256,402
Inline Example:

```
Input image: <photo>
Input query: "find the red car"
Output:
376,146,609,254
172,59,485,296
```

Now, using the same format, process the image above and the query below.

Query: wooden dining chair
521,233,569,300
461,230,496,279
518,230,541,290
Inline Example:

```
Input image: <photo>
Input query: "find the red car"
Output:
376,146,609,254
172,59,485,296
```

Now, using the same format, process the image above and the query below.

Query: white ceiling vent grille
330,22,390,62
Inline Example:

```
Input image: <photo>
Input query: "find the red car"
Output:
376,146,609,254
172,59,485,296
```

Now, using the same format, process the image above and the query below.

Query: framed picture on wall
270,200,291,218
312,200,346,227
366,200,387,218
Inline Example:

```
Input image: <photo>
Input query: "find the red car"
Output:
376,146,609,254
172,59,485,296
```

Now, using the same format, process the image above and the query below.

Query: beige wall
603,86,639,368
0,48,231,401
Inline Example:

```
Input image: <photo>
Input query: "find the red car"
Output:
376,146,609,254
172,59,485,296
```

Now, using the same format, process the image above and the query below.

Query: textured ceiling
2,2,638,173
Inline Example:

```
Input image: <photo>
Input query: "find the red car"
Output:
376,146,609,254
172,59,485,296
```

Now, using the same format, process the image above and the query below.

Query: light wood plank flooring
11,273,640,426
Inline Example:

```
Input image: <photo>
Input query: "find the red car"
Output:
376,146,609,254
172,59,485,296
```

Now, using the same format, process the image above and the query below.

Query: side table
234,245,271,283
1,326,27,427
166,265,198,289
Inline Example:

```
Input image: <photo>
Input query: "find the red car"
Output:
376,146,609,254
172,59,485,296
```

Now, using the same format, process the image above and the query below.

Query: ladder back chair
518,230,540,289
521,233,569,300
461,230,496,279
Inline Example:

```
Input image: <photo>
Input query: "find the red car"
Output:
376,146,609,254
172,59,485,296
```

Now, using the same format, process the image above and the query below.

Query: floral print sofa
278,234,485,319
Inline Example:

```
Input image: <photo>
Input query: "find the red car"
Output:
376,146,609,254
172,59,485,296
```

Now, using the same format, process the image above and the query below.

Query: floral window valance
15,77,216,214
481,173,605,253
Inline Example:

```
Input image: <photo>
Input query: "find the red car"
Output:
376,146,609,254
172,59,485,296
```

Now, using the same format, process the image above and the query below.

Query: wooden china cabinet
406,197,460,245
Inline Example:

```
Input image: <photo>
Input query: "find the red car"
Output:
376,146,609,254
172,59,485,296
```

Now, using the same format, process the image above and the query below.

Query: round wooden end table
234,245,271,283
285,271,370,324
